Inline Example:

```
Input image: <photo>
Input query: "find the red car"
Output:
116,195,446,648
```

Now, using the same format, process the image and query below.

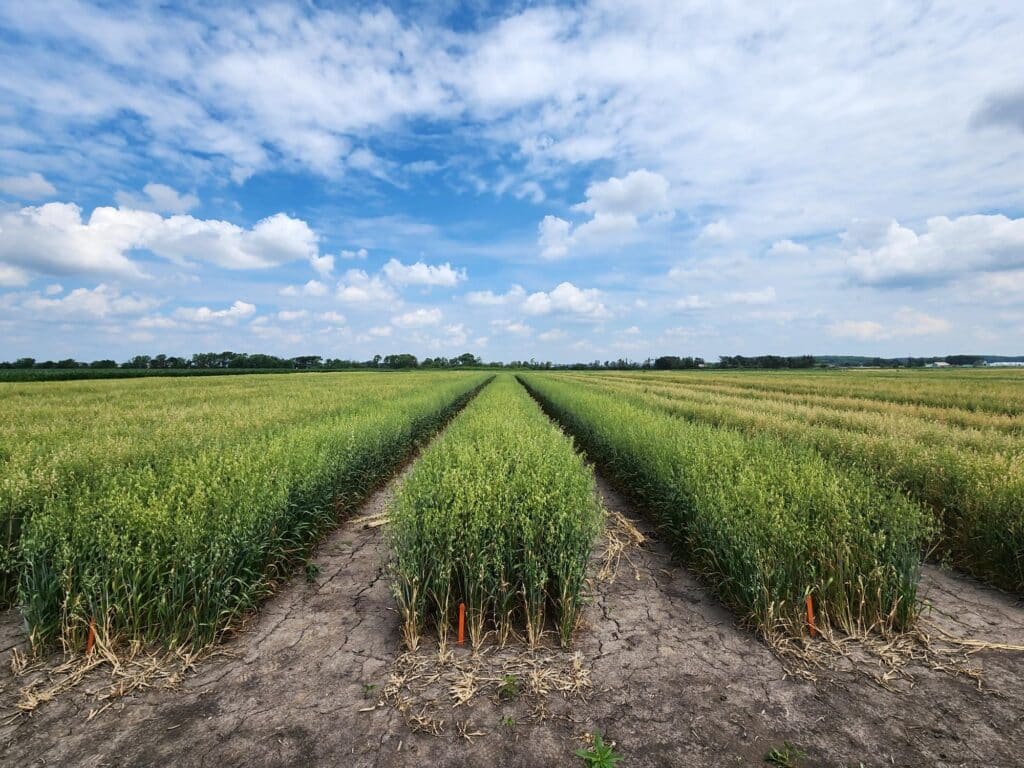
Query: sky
0,0,1022,363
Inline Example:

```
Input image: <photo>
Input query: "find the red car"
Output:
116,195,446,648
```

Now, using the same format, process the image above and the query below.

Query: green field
0,368,1020,654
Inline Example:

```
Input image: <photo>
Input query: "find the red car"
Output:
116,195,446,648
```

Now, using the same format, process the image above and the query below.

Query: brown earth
1,470,1022,768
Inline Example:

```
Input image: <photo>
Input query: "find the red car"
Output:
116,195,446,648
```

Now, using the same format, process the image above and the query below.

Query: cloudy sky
1,1,1022,363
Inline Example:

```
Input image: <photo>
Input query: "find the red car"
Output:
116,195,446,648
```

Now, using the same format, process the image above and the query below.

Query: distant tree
291,355,323,370
383,353,418,369
90,359,118,368
123,355,152,369
13,357,36,369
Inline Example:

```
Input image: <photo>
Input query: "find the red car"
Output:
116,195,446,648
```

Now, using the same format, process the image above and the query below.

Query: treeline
718,355,816,369
0,351,485,372
818,355,994,368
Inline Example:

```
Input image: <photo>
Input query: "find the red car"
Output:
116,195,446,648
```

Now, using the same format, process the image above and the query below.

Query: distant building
989,361,1024,367
925,361,951,368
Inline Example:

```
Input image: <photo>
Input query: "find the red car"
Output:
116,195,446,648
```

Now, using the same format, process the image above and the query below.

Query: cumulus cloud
522,281,609,318
277,309,308,321
381,258,466,287
392,307,443,327
573,169,670,218
319,311,347,324
696,220,734,245
115,183,199,214
175,300,256,324
20,284,161,320
0,203,320,279
0,172,56,200
335,269,399,304
537,169,672,259
844,214,1024,287
310,253,334,277
828,307,951,340
465,284,526,305
280,279,328,297
538,215,572,260
339,248,368,260
491,319,531,335
0,264,30,286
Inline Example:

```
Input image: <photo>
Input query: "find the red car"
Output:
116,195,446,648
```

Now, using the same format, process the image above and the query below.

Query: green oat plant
388,374,602,651
8,372,489,651
562,371,1024,595
520,374,935,639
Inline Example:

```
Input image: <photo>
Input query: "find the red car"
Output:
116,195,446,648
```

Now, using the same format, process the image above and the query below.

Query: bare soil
1,471,1022,768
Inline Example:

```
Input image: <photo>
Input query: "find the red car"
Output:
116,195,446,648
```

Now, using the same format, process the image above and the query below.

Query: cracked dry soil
1,470,1023,768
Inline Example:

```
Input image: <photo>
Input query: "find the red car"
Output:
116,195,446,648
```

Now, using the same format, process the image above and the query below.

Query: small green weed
765,741,807,767
575,730,623,767
498,674,520,702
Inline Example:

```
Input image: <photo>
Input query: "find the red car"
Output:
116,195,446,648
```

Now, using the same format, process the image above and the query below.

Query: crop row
587,369,1024,417
10,372,489,650
389,375,601,650
558,373,1024,594
520,374,934,638
0,373,443,603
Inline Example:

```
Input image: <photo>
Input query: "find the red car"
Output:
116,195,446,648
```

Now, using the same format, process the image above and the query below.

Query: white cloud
572,169,670,218
538,329,567,342
514,181,545,204
45,284,63,295
828,307,951,340
538,215,572,260
522,281,609,318
310,253,334,277
0,203,320,279
466,284,525,305
21,284,160,320
381,258,466,287
491,319,532,335
339,248,368,260
335,269,399,304
441,322,469,346
136,315,179,329
697,220,734,245
768,239,809,257
0,264,30,286
725,287,776,305
115,183,198,214
175,300,256,324
538,169,672,259
844,214,1024,287
319,311,347,324
281,279,328,297
392,307,443,327
277,309,308,322
0,172,56,200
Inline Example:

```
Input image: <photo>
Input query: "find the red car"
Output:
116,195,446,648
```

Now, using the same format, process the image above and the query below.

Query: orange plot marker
805,595,817,638
457,602,466,645
86,617,97,655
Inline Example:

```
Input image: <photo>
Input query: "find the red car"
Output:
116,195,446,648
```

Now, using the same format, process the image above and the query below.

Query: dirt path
1,473,1023,767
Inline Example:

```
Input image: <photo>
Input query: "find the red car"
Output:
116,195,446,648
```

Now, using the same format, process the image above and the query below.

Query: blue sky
1,0,1022,363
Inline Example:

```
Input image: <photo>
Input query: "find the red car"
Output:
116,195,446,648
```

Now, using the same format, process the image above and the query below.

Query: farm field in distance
0,367,1022,767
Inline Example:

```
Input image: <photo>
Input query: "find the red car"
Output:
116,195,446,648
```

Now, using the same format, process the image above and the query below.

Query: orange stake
86,617,96,655
805,595,817,638
457,602,466,645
